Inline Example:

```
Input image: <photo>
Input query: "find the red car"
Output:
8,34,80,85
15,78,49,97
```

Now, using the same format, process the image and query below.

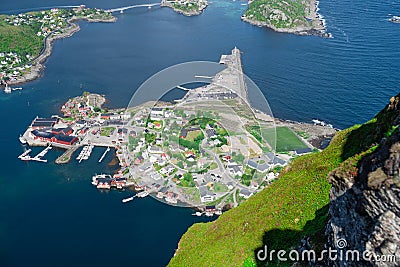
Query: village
18,48,334,215
0,6,114,86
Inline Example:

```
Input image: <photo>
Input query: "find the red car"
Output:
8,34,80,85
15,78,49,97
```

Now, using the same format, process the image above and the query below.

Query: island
0,6,116,87
242,0,330,37
161,0,208,16
18,48,335,214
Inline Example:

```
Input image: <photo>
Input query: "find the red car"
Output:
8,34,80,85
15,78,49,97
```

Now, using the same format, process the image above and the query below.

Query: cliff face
326,96,400,266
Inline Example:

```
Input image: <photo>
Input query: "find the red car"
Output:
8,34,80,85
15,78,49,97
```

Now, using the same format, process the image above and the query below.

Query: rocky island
0,6,116,87
242,0,330,37
161,0,208,16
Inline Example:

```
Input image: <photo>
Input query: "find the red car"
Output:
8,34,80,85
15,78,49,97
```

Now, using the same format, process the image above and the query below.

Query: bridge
107,3,161,13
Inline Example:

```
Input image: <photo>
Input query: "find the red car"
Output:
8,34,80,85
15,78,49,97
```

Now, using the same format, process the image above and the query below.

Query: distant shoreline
3,16,116,87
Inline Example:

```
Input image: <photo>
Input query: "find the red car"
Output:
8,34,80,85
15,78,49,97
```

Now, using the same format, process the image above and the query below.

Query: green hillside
168,96,397,266
245,0,311,29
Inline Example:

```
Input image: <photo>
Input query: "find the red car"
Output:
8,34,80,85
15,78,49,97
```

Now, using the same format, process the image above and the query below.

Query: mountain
167,95,400,267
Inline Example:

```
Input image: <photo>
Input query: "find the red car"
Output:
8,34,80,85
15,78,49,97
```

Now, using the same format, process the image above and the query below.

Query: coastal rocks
324,96,400,266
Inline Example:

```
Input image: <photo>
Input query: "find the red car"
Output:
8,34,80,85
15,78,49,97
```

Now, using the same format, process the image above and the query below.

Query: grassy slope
168,104,394,267
0,15,43,58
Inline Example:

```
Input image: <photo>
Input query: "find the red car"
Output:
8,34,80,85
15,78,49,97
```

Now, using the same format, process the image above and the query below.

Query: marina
76,145,94,163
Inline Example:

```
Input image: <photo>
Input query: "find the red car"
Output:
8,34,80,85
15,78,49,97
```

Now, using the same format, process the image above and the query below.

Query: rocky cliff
326,96,400,266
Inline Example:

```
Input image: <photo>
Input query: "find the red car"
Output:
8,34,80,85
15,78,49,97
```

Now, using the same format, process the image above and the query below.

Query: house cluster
0,52,31,81
245,152,287,173
92,173,127,190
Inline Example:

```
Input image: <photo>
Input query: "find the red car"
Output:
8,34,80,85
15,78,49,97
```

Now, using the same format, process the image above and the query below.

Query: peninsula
0,6,116,87
242,0,330,37
19,48,335,213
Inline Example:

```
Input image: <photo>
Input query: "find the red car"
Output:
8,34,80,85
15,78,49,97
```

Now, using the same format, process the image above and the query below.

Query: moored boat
137,191,149,198
19,135,27,144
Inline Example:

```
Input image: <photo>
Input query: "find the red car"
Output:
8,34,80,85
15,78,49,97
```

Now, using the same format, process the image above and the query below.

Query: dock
32,145,52,162
19,146,51,163
77,145,94,163
18,149,32,159
98,147,110,163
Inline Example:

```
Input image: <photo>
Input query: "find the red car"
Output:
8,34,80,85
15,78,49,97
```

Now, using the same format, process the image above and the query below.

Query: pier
98,147,110,163
19,146,52,162
76,145,94,163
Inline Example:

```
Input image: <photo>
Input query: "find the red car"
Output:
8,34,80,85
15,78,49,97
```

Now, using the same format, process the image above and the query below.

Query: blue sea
0,0,399,266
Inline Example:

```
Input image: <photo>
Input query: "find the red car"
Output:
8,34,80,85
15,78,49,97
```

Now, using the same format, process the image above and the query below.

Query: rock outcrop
325,96,400,266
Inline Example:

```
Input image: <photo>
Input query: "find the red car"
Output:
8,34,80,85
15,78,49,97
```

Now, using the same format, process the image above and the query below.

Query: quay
98,147,110,163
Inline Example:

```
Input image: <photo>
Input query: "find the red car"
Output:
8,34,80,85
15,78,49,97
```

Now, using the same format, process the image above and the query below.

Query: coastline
4,16,117,87
242,0,330,37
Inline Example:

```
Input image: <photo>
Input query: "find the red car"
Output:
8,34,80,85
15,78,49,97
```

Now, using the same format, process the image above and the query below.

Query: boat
12,87,23,91
19,135,27,144
390,16,400,23
137,191,149,198
192,211,203,216
4,84,11,94
122,195,136,203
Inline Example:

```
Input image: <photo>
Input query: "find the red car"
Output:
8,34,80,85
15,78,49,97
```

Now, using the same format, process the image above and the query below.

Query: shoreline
3,16,117,87
242,0,331,38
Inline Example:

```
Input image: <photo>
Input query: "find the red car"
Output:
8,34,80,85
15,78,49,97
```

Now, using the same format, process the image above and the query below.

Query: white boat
122,195,136,203
391,16,400,23
192,211,203,216
4,85,11,93
19,135,27,144
137,191,149,198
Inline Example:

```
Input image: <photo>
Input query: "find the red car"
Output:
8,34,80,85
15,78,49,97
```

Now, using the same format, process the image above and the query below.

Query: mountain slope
168,95,399,267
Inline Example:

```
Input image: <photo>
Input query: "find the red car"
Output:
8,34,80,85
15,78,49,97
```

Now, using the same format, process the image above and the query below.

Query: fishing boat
19,135,27,144
192,211,203,216
122,195,136,203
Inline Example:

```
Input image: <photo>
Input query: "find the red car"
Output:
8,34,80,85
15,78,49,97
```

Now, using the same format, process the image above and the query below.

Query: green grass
0,15,43,61
100,127,115,136
263,126,308,152
168,101,395,267
245,0,311,30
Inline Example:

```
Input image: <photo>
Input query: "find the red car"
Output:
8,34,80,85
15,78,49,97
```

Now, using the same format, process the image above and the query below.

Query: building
51,126,73,136
199,185,215,203
31,117,58,129
239,188,252,199
295,148,313,155
30,130,78,146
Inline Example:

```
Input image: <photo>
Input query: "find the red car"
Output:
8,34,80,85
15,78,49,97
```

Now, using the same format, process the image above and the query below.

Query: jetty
98,147,110,163
77,145,94,163
19,146,52,162
18,149,32,160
